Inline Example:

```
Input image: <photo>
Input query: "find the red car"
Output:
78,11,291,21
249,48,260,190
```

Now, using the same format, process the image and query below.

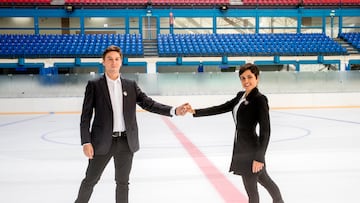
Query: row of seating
66,0,230,5
0,0,358,5
0,0,51,4
0,0,229,5
339,32,360,51
302,0,360,5
64,0,148,5
242,0,359,5
150,0,229,5
157,33,347,57
0,34,143,58
0,33,353,58
242,0,299,5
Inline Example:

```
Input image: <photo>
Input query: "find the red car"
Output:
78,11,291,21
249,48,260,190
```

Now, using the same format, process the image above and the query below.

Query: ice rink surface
0,107,359,203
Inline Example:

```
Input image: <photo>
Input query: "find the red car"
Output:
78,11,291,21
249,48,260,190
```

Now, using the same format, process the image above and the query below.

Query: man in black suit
74,45,190,203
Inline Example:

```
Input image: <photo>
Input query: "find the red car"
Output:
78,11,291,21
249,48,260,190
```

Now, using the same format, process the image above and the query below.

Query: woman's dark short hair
102,45,123,60
239,63,260,79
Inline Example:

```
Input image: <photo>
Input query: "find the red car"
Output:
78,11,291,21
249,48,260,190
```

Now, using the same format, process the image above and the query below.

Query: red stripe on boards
161,116,248,203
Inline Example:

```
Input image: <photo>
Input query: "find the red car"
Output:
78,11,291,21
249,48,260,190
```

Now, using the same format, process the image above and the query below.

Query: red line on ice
161,116,247,203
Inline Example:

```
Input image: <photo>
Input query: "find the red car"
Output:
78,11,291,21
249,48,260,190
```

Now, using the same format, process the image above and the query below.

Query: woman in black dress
190,63,284,203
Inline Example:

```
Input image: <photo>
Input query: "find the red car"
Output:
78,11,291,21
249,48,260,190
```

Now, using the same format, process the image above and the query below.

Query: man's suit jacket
80,75,173,155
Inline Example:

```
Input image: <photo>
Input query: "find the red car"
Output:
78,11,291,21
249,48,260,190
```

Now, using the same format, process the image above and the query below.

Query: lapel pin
244,100,249,105
123,91,127,96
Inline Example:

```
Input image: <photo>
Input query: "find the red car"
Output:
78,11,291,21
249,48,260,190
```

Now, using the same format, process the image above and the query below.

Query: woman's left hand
252,160,264,173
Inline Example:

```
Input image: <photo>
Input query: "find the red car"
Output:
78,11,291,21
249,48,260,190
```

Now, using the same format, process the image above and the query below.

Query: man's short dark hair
102,45,123,60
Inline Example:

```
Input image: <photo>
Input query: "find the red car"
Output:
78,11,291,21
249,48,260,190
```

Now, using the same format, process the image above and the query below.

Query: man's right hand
83,143,94,159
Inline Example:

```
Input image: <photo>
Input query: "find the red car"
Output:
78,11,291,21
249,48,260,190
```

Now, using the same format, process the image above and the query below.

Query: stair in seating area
334,38,360,55
143,39,158,57
230,0,243,5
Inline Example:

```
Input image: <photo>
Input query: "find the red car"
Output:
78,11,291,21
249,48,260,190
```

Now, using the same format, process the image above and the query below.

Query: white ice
0,107,359,203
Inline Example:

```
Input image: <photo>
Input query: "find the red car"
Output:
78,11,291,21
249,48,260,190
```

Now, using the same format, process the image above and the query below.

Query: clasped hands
175,103,195,116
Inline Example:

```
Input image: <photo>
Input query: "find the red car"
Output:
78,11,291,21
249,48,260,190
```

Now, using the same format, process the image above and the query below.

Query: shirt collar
105,73,120,83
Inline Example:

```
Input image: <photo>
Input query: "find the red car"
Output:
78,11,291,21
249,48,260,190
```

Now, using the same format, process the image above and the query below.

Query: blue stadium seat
0,34,144,58
156,33,347,57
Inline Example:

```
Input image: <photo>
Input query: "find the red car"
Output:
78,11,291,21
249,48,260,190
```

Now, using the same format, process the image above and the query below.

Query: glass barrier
0,71,359,98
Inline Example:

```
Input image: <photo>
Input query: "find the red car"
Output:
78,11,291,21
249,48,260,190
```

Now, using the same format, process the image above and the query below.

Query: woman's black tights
241,168,284,203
